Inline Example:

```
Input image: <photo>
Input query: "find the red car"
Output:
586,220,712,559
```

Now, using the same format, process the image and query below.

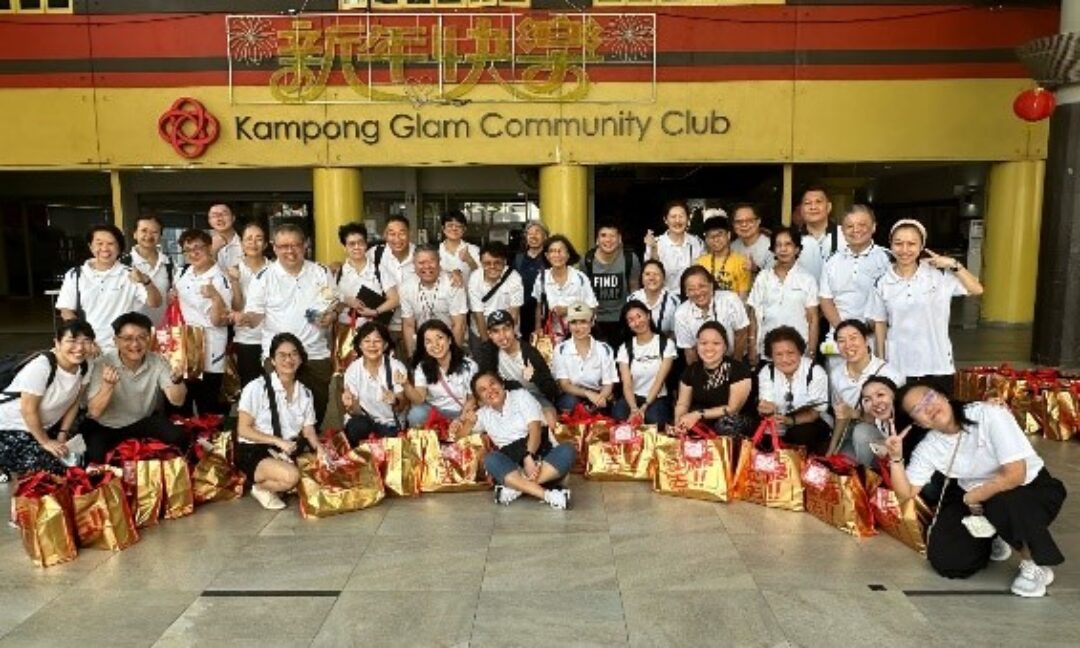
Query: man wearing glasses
730,203,774,277
81,312,189,463
240,223,336,428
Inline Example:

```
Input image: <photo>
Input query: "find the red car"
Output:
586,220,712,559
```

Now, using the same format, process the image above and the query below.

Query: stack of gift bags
955,364,1080,442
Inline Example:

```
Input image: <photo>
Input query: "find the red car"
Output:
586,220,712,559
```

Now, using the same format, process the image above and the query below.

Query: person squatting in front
459,371,575,510
887,381,1067,598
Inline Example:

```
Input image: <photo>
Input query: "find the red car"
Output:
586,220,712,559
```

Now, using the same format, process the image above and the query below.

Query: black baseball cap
486,310,514,330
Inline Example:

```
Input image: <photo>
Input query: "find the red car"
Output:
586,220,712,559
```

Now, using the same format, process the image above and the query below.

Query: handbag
407,429,491,493
732,417,805,511
66,467,140,551
13,472,78,567
585,421,658,481
652,423,736,502
801,454,876,537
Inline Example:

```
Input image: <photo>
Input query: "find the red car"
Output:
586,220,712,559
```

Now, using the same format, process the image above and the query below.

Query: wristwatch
950,261,962,272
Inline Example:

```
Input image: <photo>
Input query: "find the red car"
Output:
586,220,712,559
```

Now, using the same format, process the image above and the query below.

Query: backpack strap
263,373,283,438
73,265,82,317
373,243,386,290
583,249,596,281
481,268,512,304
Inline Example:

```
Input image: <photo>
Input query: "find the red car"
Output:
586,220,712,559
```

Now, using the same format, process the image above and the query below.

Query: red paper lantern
1013,88,1056,122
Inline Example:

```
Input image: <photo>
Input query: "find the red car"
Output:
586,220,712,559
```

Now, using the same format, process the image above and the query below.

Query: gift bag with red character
356,434,423,497
154,297,205,380
107,439,195,526
732,418,806,512
585,419,658,481
13,472,78,567
66,467,139,551
553,403,611,475
407,428,491,493
652,424,736,502
866,464,932,555
801,454,876,538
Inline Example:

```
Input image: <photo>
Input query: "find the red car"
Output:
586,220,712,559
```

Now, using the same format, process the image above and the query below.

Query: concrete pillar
312,167,362,264
981,161,1044,324
539,164,589,255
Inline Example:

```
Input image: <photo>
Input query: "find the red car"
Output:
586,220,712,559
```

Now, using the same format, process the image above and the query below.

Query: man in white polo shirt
56,224,161,354
208,203,242,272
797,186,847,281
122,213,173,326
399,245,468,357
370,214,416,358
241,223,336,428
468,241,524,341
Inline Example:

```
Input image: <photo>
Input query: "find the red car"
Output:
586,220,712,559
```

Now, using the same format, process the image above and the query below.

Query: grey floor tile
376,505,495,537
150,499,280,537
471,590,628,647
493,499,610,534
75,533,242,592
611,531,756,591
153,595,337,648
483,532,618,592
911,593,1080,647
0,588,65,640
0,589,197,648
762,589,936,648
207,535,368,592
717,501,838,536
0,537,117,590
621,590,789,647
310,591,478,647
258,504,387,537
604,486,725,536
344,534,488,592
731,532,885,591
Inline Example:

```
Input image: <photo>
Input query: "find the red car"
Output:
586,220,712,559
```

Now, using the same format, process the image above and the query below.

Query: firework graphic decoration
228,17,277,65
602,15,655,62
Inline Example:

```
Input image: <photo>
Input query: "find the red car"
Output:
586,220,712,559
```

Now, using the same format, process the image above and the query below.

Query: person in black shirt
674,321,753,435
512,222,548,341
474,309,560,432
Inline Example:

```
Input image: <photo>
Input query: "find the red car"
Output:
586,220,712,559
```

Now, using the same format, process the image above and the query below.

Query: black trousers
180,372,227,417
81,414,191,464
782,418,831,455
927,469,1066,579
343,414,401,446
234,343,264,391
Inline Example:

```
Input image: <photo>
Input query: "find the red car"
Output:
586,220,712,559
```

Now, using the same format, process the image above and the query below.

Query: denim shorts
483,442,576,484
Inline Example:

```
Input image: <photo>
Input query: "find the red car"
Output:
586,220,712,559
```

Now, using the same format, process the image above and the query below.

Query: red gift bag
732,418,805,511
801,454,876,538
13,472,78,567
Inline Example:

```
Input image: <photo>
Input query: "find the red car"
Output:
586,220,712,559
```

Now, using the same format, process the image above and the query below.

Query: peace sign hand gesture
884,422,911,461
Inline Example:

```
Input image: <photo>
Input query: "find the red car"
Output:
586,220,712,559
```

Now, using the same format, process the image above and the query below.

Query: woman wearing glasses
888,382,1067,598
756,326,830,453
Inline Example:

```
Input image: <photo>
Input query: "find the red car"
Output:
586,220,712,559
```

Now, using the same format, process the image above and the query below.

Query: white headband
890,219,927,243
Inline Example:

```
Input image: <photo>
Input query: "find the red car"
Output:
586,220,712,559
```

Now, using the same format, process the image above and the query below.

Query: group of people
0,193,1066,596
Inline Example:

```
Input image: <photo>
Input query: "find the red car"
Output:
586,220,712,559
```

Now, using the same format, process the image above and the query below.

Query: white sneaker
990,536,1013,562
543,488,570,511
1011,559,1054,598
250,485,286,510
494,485,522,506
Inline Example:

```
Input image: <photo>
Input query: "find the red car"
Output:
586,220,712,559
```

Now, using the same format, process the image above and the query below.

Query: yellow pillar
539,164,589,255
312,167,363,264
110,170,126,231
981,160,1044,324
781,164,793,226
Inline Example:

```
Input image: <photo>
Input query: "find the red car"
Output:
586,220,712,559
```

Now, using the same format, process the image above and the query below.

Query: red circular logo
157,97,220,159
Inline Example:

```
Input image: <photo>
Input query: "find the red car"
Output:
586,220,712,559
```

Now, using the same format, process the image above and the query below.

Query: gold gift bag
1008,377,1042,436
1042,382,1078,442
183,325,205,381
358,436,423,497
553,404,611,474
297,448,386,519
652,428,735,502
801,458,876,538
14,473,78,568
161,456,195,519
732,419,805,512
333,316,359,373
585,423,657,481
408,429,490,493
72,473,140,552
866,471,931,555
192,453,246,504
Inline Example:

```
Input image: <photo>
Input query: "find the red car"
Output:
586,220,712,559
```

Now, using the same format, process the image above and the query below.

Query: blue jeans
484,443,577,485
407,403,461,428
611,396,673,426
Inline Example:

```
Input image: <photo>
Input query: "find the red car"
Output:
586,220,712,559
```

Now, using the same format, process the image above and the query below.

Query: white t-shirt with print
818,245,892,323
56,261,148,353
399,274,469,328
237,372,316,442
127,247,172,325
473,388,543,448
0,355,84,432
747,266,820,357
233,259,269,346
245,260,335,360
175,264,233,373
616,334,677,397
439,240,481,285
413,358,478,415
673,290,749,351
370,244,416,331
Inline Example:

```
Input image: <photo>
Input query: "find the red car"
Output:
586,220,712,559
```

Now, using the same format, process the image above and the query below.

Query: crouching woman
887,381,1067,598
458,371,575,510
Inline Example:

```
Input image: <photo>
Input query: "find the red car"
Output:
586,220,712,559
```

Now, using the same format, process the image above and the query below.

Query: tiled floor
2,435,1079,647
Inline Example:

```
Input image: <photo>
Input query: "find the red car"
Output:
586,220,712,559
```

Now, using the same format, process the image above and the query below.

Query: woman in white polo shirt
643,199,704,294
0,320,93,477
612,300,676,425
866,220,983,395
746,226,819,367
828,319,905,464
403,319,478,429
551,302,617,414
335,222,401,332
175,229,233,415
459,371,574,510
341,321,408,444
228,221,271,389
889,382,1067,598
673,265,749,364
236,332,323,510
531,235,598,346
756,326,830,453
626,259,679,336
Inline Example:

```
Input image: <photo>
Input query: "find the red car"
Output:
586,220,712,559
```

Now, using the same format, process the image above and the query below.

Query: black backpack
0,351,88,405
583,248,637,298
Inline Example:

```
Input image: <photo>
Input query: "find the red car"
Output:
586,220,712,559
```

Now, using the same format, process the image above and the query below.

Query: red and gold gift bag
1042,381,1079,442
357,435,423,497
554,404,613,475
652,425,735,502
732,419,806,512
107,440,165,528
408,429,490,493
154,298,204,380
297,445,386,519
192,453,246,504
801,456,876,538
866,469,931,555
13,472,78,567
332,313,359,374
160,455,195,519
67,468,139,552
585,422,658,481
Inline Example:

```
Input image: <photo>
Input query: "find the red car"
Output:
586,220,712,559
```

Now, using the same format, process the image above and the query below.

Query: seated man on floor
82,312,189,463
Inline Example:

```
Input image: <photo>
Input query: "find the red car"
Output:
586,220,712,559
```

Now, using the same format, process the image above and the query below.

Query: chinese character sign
227,13,656,105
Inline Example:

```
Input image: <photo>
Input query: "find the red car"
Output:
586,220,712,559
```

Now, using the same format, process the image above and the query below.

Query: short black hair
543,234,582,266
696,320,729,344
385,214,410,230
86,224,126,252
480,240,509,261
596,220,621,235
834,318,871,340
663,199,689,216
769,226,802,254
111,311,153,335
470,369,504,398
178,228,212,249
133,212,163,231
440,210,467,226
56,319,95,342
679,265,717,297
353,320,393,353
801,185,830,202
269,332,307,368
730,203,759,219
338,222,369,245
763,325,807,356
273,222,307,241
